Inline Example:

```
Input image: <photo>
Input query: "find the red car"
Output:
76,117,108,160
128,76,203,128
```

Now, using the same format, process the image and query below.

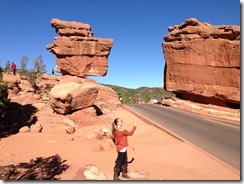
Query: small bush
0,68,9,130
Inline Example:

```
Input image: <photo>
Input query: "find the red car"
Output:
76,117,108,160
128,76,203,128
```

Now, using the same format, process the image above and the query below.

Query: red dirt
0,102,240,180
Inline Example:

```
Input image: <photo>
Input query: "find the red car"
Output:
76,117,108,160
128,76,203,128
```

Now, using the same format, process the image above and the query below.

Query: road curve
126,104,240,170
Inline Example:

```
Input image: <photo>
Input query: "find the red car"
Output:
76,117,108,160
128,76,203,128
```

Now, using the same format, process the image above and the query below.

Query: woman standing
111,118,136,180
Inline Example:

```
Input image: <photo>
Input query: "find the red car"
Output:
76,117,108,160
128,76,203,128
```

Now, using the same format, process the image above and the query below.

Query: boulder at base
49,82,98,114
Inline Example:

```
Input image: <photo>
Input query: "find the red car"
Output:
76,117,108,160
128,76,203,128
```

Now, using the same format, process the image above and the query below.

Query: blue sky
0,0,240,89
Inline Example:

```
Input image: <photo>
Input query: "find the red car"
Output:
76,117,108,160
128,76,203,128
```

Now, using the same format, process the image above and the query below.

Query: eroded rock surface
162,18,240,108
46,18,113,77
49,82,98,114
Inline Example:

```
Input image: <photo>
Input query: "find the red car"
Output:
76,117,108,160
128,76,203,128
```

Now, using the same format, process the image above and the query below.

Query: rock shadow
0,102,38,138
0,154,69,180
93,105,103,116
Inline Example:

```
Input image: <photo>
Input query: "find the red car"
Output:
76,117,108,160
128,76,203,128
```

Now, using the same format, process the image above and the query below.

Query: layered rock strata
46,18,113,77
162,18,240,108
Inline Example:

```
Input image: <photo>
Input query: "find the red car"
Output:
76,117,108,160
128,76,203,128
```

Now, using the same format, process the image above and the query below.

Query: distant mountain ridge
103,84,175,104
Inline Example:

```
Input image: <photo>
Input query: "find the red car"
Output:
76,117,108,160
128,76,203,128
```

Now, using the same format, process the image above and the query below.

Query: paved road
126,104,240,170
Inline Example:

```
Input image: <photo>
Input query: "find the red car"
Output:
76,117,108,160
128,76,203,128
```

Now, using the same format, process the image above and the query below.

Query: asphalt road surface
126,104,240,170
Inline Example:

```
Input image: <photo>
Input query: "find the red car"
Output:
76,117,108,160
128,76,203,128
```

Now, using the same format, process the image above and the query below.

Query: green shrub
18,54,47,90
0,68,9,130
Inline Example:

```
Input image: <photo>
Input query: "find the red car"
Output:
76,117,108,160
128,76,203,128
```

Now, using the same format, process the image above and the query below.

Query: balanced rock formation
46,18,113,77
162,18,240,108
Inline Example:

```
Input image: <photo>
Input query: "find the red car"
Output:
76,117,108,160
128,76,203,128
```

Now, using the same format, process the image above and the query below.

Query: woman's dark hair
111,118,120,143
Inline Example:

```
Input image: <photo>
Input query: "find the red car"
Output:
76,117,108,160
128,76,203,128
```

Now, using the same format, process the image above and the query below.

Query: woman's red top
115,126,136,152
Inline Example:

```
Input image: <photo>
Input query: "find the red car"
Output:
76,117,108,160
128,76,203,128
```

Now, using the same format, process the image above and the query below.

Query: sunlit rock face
47,18,113,77
162,18,240,108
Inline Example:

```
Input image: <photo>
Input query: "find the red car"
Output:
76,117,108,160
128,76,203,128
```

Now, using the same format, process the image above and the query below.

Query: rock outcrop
162,18,240,108
49,82,98,114
36,74,121,115
46,18,113,77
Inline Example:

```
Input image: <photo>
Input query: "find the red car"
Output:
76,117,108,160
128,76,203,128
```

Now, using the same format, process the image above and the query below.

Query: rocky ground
0,94,240,181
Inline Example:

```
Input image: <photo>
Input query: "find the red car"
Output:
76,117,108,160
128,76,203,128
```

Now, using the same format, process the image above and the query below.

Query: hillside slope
103,84,175,104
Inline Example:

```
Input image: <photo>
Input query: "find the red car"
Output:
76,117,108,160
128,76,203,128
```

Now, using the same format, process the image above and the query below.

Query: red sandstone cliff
162,18,240,108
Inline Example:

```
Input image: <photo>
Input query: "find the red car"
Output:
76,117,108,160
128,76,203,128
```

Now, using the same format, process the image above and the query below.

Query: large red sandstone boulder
58,76,121,114
46,18,113,77
35,75,121,114
162,18,240,108
49,82,98,114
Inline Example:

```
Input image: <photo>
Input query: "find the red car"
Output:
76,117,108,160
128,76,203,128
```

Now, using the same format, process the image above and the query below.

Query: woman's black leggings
114,151,128,169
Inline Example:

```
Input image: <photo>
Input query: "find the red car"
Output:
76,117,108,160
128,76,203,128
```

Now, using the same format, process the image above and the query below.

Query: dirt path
0,102,240,180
